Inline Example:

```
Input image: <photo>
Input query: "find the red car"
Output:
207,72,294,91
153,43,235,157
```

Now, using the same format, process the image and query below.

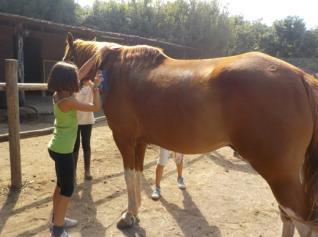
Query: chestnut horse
63,33,318,237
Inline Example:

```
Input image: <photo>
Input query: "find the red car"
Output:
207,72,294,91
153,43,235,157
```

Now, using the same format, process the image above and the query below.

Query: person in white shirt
151,148,186,200
73,74,100,181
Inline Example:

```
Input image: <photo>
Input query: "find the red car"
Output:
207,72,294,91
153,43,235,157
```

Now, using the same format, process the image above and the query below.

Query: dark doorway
24,37,42,95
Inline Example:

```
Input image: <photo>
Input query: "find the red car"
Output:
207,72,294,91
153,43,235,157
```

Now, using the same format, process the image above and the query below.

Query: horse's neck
77,45,99,67
78,57,93,68
78,51,97,68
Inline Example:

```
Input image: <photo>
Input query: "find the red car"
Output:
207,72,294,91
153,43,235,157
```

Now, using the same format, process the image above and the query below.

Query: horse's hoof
117,218,133,229
117,212,138,229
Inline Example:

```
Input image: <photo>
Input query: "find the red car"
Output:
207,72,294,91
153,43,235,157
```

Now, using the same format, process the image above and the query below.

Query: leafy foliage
1,0,318,66
0,0,78,24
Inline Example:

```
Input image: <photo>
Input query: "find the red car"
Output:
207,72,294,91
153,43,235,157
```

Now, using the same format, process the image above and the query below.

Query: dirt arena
0,118,297,237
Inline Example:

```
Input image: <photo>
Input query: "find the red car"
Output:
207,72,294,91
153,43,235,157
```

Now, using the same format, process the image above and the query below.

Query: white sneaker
151,187,161,200
51,217,78,228
64,217,78,228
177,177,186,190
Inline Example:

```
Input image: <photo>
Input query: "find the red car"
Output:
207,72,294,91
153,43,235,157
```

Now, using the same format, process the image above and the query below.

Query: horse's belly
142,117,229,154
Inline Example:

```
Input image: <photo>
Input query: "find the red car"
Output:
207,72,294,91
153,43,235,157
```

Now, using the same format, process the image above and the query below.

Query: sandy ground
0,118,298,237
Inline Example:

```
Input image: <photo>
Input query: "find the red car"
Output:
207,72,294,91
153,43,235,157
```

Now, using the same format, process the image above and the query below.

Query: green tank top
48,98,78,154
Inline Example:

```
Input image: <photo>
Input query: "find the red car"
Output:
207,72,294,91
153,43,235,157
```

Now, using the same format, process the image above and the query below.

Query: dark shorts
48,149,75,197
73,124,93,153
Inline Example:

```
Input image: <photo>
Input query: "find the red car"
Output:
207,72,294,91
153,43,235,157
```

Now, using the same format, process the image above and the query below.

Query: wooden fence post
5,59,22,189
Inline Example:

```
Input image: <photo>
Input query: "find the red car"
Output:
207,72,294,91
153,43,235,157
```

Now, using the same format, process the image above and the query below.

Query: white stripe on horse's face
124,169,137,215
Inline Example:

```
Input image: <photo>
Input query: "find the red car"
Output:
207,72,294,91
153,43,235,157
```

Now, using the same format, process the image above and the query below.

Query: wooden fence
0,59,49,189
0,59,50,190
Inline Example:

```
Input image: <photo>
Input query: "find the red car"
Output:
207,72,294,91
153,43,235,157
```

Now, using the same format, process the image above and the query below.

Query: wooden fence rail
0,127,54,143
0,82,48,91
0,116,105,143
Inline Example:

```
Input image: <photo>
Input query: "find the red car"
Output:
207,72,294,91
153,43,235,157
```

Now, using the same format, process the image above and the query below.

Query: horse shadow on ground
113,150,252,237
1,187,51,237
3,159,156,237
160,192,221,237
116,154,208,236
207,150,256,175
10,171,129,236
1,149,248,237
141,173,221,237
71,180,106,237
72,172,146,237
118,220,146,237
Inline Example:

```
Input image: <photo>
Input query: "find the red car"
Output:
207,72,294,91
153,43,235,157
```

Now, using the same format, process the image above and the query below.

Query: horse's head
77,44,123,83
63,33,166,83
63,32,101,68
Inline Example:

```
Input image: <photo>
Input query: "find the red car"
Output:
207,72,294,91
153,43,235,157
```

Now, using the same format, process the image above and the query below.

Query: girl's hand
85,80,94,88
94,72,102,88
88,80,94,87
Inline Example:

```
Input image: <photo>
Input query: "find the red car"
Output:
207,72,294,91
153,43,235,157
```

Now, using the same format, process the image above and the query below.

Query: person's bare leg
155,164,164,188
53,186,74,225
52,186,60,221
54,194,71,226
176,157,183,179
175,153,186,190
151,164,165,200
152,148,169,200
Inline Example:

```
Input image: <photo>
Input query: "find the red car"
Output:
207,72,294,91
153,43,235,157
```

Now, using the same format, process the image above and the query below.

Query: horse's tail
301,73,318,221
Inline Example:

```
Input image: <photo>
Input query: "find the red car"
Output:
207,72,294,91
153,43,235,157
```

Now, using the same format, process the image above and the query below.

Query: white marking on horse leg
117,211,137,229
295,224,312,237
280,206,295,237
135,171,142,209
117,169,139,229
124,168,137,215
280,205,313,237
281,217,295,237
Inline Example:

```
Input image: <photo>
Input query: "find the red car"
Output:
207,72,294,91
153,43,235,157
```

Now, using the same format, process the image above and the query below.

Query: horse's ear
66,32,74,47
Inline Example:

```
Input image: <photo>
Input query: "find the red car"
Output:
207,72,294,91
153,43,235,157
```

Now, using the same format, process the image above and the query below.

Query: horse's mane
118,45,167,70
74,39,107,64
74,39,167,71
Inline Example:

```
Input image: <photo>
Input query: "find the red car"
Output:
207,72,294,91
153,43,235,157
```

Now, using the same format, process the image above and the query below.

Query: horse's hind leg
261,161,311,237
280,207,295,237
113,134,139,229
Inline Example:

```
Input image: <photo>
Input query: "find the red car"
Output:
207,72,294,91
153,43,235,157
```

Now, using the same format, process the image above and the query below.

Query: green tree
2,0,317,60
272,16,306,57
298,28,318,57
0,0,78,24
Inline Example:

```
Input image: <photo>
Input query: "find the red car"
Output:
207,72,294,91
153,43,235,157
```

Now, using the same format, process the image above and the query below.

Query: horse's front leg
113,134,144,229
134,143,147,210
279,207,295,237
